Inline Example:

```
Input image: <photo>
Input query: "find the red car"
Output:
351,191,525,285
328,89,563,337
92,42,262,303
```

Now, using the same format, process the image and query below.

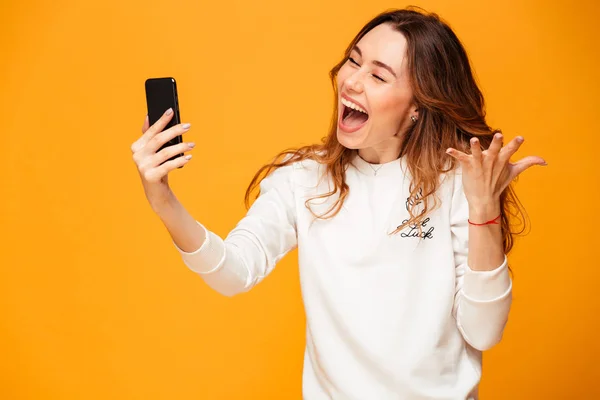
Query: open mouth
340,98,369,132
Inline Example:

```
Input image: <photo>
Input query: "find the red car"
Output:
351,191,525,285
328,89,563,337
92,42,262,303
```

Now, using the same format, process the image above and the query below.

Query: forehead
354,23,408,73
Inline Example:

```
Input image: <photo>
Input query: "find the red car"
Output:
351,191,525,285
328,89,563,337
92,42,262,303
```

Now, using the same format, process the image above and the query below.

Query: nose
344,70,365,93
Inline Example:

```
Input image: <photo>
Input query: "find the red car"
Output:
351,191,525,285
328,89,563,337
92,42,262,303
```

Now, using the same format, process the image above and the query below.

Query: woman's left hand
445,132,547,215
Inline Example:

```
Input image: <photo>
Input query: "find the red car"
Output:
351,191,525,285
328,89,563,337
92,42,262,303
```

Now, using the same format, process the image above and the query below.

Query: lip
341,93,368,113
338,94,369,134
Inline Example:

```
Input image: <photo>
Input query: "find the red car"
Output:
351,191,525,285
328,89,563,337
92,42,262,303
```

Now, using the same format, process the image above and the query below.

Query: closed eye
348,57,386,83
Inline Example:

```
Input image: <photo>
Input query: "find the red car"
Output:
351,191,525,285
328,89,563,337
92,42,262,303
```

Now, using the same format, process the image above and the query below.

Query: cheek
373,92,411,122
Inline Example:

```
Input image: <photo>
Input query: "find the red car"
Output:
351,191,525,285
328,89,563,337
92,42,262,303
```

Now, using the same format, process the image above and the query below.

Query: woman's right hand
131,108,194,212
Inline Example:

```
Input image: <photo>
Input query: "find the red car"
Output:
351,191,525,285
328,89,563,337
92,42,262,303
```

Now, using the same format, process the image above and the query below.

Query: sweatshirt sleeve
450,172,513,351
173,164,298,297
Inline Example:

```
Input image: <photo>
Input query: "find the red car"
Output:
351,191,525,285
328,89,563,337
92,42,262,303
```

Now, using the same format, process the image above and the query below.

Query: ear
409,106,419,123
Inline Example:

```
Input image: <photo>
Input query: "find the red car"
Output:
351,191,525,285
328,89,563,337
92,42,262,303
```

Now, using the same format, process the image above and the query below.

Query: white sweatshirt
174,154,512,400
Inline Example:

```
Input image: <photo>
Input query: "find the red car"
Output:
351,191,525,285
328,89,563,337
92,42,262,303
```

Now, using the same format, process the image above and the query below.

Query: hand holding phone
145,77,184,164
131,77,195,211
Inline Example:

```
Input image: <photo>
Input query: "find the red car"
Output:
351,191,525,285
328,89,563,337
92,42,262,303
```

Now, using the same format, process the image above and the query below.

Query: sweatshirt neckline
351,152,405,178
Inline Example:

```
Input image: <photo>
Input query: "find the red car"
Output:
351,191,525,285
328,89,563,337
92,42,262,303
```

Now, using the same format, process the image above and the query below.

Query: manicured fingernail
185,155,192,160
188,142,195,148
542,161,548,166
495,133,503,139
517,136,524,143
165,108,173,115
182,123,191,130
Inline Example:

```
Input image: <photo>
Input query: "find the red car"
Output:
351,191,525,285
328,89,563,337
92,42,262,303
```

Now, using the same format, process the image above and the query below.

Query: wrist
468,200,501,223
149,190,178,215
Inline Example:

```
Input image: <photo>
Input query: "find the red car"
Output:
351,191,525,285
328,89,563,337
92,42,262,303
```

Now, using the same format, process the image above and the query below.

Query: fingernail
517,136,524,143
185,155,192,160
165,108,173,116
542,161,548,166
182,123,191,130
188,142,195,148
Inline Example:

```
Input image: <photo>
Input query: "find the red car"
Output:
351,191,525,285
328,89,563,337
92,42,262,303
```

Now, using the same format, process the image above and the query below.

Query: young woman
131,7,545,400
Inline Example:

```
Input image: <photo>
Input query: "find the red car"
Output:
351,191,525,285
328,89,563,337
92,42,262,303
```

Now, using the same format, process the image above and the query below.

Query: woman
131,7,545,399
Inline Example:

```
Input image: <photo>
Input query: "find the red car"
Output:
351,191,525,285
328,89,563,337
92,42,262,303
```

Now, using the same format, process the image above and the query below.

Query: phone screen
145,77,183,162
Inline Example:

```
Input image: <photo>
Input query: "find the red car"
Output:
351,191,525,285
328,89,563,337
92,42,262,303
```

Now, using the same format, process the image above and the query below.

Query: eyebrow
352,46,397,78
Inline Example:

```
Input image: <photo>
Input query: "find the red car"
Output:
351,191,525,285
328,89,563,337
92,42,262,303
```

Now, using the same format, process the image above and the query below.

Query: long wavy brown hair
244,7,527,254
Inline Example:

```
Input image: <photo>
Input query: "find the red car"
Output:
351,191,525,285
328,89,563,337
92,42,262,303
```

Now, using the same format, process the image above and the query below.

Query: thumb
141,115,149,133
510,156,547,178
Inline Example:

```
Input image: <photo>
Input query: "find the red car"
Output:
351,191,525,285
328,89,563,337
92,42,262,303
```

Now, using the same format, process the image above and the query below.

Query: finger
142,115,149,133
140,108,175,146
487,132,504,156
509,156,548,179
499,136,524,163
146,154,193,182
470,137,482,162
153,141,195,166
131,115,153,154
147,122,191,154
446,147,470,163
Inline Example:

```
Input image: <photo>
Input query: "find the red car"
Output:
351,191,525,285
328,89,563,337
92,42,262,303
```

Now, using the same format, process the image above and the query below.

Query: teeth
341,98,367,114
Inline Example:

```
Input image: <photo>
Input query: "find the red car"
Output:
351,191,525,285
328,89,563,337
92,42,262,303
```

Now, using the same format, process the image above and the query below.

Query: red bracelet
468,214,501,226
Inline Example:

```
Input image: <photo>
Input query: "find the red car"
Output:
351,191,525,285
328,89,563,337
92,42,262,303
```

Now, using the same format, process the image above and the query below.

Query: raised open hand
446,133,547,213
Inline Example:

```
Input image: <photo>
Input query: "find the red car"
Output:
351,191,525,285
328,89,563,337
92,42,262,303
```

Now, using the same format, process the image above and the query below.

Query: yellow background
1,0,598,398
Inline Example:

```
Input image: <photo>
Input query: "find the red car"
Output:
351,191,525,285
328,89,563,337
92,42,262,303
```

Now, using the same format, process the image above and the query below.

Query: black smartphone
144,77,183,164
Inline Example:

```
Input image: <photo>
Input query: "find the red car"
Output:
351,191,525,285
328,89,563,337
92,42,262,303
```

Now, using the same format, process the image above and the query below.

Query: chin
336,126,369,150
337,131,360,149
